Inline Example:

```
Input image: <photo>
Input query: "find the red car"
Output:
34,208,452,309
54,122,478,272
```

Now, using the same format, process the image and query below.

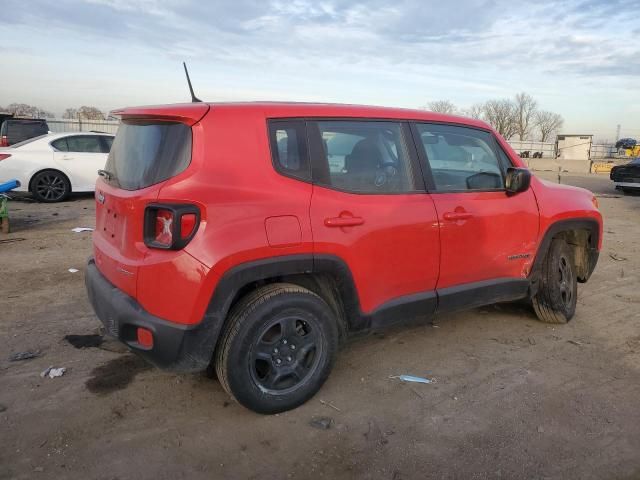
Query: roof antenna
183,62,202,103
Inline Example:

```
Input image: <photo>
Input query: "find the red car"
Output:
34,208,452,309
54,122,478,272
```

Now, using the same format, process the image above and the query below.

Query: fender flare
529,217,600,285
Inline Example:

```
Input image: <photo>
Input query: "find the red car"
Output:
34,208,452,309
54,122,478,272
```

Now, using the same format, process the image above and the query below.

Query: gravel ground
1,174,639,480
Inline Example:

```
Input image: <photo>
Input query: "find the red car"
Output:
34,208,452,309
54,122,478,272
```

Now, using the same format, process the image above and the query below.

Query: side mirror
505,167,531,194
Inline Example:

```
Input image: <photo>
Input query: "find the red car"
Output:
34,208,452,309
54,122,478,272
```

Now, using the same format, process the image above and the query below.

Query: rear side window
268,120,310,181
104,121,192,190
415,123,504,192
310,120,419,194
67,135,104,153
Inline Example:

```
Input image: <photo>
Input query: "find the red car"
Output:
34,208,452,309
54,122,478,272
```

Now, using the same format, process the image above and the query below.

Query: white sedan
0,132,114,202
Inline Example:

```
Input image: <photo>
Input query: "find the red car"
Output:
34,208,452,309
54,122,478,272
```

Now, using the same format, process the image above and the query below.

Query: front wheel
215,283,339,414
532,239,577,324
31,170,71,202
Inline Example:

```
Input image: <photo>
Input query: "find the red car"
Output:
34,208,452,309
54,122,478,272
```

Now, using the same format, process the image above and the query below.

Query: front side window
415,124,504,191
65,135,103,153
268,120,310,181
311,120,419,194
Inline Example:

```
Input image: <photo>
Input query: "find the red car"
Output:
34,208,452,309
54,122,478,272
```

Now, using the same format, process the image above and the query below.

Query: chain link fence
47,119,120,134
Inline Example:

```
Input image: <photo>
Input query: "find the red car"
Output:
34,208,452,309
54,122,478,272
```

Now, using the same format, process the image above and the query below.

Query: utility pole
615,124,621,142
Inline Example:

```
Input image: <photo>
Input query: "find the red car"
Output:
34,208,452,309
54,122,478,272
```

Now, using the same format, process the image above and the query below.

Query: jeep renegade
85,102,602,414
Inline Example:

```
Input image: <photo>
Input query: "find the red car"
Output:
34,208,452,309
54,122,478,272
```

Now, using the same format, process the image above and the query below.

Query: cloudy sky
2,0,639,140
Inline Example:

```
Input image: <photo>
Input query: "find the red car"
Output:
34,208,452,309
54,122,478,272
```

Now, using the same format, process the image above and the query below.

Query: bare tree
514,92,538,140
426,100,457,115
3,103,54,118
535,111,564,142
77,106,105,120
481,99,518,139
466,103,485,120
62,108,79,119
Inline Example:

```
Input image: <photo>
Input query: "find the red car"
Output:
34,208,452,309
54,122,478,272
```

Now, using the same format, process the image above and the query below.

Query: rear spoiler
110,103,210,126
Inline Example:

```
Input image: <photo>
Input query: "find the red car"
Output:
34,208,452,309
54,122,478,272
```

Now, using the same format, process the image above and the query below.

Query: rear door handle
443,211,473,221
324,216,364,227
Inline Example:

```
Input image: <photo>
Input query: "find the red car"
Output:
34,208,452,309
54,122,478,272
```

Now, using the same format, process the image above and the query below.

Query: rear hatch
93,103,209,298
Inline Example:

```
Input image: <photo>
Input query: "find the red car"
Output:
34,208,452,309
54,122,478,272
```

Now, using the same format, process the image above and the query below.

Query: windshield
103,120,192,190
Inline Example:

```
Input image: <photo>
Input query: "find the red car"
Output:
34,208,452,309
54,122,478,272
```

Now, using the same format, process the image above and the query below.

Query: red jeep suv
85,102,602,413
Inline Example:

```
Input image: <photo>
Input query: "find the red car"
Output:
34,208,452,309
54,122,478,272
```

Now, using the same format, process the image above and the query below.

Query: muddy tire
31,170,71,203
532,239,578,324
215,283,339,414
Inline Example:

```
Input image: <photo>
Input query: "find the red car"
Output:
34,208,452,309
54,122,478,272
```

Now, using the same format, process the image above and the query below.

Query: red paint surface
93,102,602,325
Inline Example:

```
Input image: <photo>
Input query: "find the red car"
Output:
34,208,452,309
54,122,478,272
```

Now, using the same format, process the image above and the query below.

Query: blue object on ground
0,179,20,193
390,375,434,384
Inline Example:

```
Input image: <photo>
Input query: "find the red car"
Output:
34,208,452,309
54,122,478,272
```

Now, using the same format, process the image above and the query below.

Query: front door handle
324,215,364,227
443,211,473,221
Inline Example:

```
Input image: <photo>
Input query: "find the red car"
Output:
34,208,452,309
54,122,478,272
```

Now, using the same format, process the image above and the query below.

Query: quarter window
311,120,419,193
415,124,504,191
268,120,310,181
51,138,69,151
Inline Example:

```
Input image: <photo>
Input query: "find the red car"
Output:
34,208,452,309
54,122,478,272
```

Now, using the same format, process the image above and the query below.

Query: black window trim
411,121,510,194
267,119,312,183
305,117,426,195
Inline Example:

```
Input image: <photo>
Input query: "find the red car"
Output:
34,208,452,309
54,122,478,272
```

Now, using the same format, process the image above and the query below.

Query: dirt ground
1,173,639,480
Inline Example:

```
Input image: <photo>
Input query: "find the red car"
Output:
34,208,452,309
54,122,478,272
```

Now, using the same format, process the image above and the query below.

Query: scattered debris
609,253,627,262
528,337,536,345
71,227,94,233
34,467,44,473
0,237,25,244
64,334,104,349
567,340,583,346
68,268,79,273
8,350,41,362
390,375,434,384
319,399,341,412
40,366,66,378
309,416,333,430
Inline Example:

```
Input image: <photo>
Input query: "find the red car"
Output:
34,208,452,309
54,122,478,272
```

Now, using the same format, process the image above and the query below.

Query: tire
31,170,71,203
215,283,339,414
532,239,578,324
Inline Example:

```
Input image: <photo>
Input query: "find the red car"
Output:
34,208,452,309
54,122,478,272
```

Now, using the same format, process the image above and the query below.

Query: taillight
144,204,200,250
0,136,8,147
0,153,11,161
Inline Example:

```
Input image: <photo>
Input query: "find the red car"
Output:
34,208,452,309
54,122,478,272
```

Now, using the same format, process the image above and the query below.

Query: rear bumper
85,257,215,372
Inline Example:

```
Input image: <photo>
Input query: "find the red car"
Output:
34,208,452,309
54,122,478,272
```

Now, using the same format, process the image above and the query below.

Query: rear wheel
215,283,339,414
532,239,577,324
31,170,70,203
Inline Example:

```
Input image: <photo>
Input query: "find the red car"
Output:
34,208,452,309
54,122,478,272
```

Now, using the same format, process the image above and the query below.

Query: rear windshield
2,120,49,144
103,120,192,190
